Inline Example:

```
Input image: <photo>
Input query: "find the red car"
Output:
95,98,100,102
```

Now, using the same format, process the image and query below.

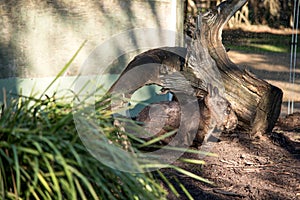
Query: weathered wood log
191,0,283,134
109,0,283,135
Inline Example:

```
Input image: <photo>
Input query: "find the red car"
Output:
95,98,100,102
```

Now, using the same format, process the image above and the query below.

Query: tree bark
110,0,283,135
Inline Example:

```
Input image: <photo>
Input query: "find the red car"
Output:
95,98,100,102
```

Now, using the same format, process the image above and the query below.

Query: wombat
136,84,238,147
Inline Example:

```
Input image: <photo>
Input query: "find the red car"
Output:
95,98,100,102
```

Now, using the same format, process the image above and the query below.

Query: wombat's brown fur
136,85,238,147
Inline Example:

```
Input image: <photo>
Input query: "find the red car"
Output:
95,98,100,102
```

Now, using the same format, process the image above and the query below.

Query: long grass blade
40,138,71,200
154,145,218,157
35,185,51,200
42,155,61,199
74,177,88,200
28,184,41,200
41,40,87,97
138,129,178,148
37,173,52,194
12,145,20,195
32,157,39,188
67,143,83,167
0,156,5,199
174,177,194,200
178,158,206,165
59,178,77,200
45,137,76,184
157,170,180,198
67,166,99,200
0,148,13,164
172,166,214,185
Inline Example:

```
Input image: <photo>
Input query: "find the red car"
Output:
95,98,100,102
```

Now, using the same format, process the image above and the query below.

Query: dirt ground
162,29,300,200
163,113,300,200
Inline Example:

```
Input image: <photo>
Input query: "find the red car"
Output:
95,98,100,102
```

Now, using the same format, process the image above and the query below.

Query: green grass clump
0,90,212,199
0,93,167,200
0,41,212,199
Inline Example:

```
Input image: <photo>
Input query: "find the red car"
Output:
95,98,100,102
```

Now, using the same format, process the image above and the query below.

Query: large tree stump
192,0,283,134
109,0,283,135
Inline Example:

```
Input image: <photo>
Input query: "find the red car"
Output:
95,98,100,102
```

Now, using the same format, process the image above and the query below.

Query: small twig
243,168,260,173
213,189,245,198
221,163,300,169
219,159,238,165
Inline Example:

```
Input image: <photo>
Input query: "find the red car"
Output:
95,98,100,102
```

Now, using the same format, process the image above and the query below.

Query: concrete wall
0,0,184,78
0,0,184,106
